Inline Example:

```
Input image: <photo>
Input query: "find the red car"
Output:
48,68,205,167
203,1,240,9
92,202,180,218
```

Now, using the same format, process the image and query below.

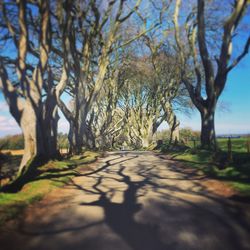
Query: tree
0,0,59,175
88,56,126,149
173,0,250,150
138,2,191,144
53,0,144,154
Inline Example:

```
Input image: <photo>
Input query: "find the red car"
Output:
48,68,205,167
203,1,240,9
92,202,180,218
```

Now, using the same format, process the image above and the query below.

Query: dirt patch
201,180,237,198
172,160,238,198
157,153,239,199
24,186,74,224
22,162,97,219
1,149,24,156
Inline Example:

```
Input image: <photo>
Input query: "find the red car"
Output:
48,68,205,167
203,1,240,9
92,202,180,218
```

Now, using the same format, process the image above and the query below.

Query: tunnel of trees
0,0,249,178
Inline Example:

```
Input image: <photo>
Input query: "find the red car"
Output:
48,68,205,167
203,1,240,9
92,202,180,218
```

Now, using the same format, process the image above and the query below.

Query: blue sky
174,54,250,135
0,53,249,137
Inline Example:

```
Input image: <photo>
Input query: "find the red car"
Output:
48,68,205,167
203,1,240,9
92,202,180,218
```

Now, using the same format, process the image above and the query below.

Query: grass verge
0,151,99,226
165,148,250,196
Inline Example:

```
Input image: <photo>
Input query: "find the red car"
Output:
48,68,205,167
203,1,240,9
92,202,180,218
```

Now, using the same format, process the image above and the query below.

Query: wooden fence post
246,140,250,154
227,137,233,162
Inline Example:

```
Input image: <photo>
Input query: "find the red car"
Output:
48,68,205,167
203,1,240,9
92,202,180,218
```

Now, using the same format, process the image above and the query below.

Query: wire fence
186,137,250,154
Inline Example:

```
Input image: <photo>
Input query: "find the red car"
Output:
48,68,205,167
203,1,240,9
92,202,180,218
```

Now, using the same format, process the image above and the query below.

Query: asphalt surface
1,151,250,250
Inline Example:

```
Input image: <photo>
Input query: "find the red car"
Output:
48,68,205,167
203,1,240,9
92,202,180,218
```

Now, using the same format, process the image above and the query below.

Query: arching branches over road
0,0,249,180
51,0,146,154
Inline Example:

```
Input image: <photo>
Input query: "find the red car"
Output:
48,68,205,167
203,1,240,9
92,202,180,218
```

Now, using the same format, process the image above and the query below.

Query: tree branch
227,36,250,73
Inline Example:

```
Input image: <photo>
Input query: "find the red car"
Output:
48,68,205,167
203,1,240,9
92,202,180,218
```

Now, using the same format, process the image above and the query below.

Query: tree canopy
0,0,249,177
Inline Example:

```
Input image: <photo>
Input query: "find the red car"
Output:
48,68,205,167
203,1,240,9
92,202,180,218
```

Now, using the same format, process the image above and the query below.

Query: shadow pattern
2,152,250,250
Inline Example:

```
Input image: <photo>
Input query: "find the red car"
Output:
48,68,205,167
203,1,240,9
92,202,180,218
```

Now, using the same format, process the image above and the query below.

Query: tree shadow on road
77,165,168,250
11,153,250,250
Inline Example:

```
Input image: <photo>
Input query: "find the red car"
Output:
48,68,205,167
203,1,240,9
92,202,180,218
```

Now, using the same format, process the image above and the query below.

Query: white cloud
0,107,69,137
58,110,69,134
58,119,69,133
0,115,6,122
0,115,21,136
0,99,21,137
0,101,8,112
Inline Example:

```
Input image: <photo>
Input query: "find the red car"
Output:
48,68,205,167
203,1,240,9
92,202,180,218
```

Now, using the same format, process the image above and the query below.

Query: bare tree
0,0,59,175
52,0,145,154
173,0,250,149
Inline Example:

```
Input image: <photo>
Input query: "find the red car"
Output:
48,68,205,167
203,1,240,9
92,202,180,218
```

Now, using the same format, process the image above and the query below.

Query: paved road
1,151,250,250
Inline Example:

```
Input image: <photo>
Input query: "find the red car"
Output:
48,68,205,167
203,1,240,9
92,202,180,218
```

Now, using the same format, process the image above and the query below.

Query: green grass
231,182,250,196
166,148,250,196
217,138,250,153
0,151,99,226
0,180,52,225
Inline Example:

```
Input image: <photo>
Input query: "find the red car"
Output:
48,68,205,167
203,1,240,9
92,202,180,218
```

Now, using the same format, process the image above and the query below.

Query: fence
187,137,250,154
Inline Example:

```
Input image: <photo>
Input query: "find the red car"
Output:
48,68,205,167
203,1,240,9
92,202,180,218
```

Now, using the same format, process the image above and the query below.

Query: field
0,149,24,155
185,137,250,153
217,137,250,153
1,148,69,156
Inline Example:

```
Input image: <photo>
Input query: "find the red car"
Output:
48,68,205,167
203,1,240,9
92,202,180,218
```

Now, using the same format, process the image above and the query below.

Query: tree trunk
140,122,153,148
42,90,60,158
168,115,180,144
165,102,180,144
19,102,45,175
141,137,150,148
200,108,216,150
43,109,59,157
85,132,96,149
68,120,83,155
170,121,180,143
20,97,59,175
82,122,96,149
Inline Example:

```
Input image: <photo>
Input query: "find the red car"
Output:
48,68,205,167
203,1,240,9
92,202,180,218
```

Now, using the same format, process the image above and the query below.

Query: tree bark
200,108,216,149
140,122,153,148
18,101,45,175
42,94,59,158
170,121,180,144
82,122,96,149
68,120,83,155
141,137,150,148
163,102,180,144
173,0,249,151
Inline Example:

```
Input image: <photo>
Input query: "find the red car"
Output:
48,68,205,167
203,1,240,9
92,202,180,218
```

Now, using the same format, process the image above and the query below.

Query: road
1,151,250,250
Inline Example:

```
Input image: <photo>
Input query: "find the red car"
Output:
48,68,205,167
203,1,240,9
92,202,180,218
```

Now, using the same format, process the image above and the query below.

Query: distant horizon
0,124,249,139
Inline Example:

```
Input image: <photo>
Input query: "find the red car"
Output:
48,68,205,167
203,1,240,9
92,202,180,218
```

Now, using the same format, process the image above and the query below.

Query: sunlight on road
1,151,249,250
